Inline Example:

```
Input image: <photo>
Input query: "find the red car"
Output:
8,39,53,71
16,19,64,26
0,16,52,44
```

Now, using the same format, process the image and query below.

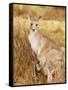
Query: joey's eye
36,24,38,26
31,23,33,26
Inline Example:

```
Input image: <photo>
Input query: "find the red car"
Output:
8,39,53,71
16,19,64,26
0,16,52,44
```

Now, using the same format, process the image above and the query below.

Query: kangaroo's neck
28,30,41,54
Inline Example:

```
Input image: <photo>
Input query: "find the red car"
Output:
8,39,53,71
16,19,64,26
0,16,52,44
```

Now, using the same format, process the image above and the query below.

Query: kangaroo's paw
48,73,53,83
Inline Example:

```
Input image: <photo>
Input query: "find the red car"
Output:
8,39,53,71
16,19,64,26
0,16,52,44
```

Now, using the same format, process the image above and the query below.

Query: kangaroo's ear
38,16,42,21
28,16,32,21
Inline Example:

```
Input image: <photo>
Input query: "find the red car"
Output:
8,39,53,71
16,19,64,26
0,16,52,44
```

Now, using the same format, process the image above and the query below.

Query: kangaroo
28,16,65,83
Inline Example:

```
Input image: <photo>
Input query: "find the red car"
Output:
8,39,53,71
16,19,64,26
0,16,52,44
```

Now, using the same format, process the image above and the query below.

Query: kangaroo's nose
32,29,35,31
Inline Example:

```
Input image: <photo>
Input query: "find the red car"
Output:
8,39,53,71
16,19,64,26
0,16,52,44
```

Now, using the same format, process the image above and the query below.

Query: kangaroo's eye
36,24,38,26
31,23,33,26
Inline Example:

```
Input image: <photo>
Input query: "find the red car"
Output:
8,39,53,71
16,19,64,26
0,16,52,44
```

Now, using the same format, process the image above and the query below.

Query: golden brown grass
13,4,65,85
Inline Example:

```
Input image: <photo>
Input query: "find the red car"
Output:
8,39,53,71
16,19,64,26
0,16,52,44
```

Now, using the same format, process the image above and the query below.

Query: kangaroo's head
28,16,41,32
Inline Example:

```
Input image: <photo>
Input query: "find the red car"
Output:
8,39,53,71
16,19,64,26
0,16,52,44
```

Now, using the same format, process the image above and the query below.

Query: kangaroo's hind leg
47,70,54,83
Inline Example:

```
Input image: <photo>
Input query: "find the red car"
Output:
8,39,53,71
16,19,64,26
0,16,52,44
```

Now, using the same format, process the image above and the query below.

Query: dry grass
13,4,65,85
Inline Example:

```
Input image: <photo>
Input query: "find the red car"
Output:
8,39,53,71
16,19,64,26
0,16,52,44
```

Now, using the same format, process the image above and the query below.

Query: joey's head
28,16,41,32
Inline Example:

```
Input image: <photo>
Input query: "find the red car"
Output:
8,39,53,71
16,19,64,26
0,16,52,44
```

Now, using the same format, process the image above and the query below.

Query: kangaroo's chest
28,32,41,54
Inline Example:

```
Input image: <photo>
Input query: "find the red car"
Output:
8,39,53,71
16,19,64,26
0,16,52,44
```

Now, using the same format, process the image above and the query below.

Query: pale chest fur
28,30,45,55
